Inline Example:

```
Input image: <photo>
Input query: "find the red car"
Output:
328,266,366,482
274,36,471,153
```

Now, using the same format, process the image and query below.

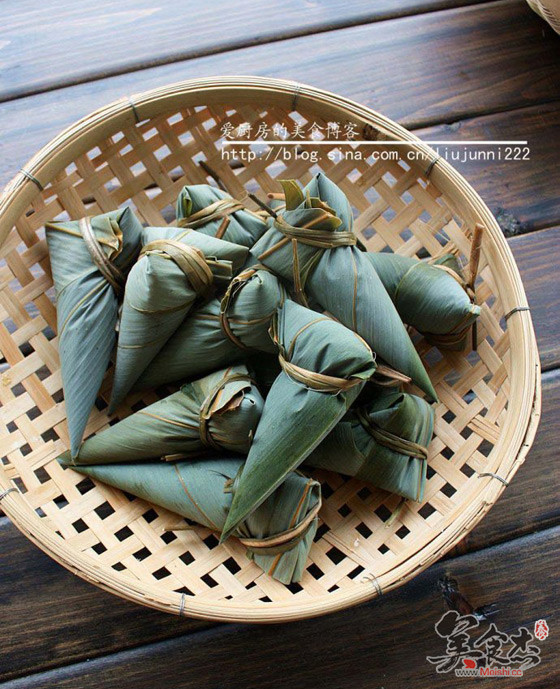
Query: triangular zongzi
251,173,437,401
45,208,143,456
68,365,263,464
306,390,434,501
221,299,376,542
109,227,248,411
135,266,286,389
61,457,321,584
365,252,480,350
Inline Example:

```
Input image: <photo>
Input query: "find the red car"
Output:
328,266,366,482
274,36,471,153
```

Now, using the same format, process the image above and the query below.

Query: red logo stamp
534,620,549,641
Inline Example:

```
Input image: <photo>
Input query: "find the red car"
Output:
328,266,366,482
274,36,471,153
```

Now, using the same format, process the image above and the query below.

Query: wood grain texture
418,104,560,234
2,525,557,688
0,0,494,102
1,0,559,190
0,366,557,680
0,517,212,682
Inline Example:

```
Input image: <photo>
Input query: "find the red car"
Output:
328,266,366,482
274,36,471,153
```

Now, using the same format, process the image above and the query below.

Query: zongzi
109,226,248,411
305,390,434,501
251,173,437,401
221,299,376,542
45,208,143,457
176,184,269,247
365,252,480,350
61,457,321,584
69,365,263,464
135,266,286,389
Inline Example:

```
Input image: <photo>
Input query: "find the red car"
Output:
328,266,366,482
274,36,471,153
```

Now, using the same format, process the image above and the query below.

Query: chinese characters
220,120,359,141
427,610,543,676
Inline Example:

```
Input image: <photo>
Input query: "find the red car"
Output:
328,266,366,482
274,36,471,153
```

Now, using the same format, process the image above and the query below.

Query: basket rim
0,76,541,623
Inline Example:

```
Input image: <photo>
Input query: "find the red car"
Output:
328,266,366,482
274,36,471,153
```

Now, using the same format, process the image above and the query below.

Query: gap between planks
1,523,558,688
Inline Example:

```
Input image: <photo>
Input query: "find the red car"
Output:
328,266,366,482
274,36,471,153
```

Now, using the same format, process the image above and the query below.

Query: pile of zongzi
49,173,481,584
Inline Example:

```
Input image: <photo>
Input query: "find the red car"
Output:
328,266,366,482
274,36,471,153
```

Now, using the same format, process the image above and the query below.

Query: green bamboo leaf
221,299,376,542
135,267,286,390
278,179,305,210
45,208,143,456
60,457,321,584
251,173,437,402
304,173,353,232
176,184,268,247
67,365,263,464
109,227,248,411
365,252,480,349
306,390,434,501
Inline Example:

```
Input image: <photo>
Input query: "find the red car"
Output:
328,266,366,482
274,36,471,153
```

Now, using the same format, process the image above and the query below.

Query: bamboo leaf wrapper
365,252,480,350
109,227,248,410
67,365,263,464
61,458,321,584
251,173,437,401
135,267,286,389
45,208,143,457
221,299,376,541
176,184,269,247
306,390,434,501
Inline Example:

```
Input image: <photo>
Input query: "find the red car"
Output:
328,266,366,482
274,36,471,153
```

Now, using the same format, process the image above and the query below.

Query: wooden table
0,1,558,687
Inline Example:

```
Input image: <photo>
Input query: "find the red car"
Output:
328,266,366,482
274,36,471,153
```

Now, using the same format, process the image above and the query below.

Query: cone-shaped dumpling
135,267,286,389
251,174,437,401
68,365,263,464
176,184,268,247
365,252,480,350
61,458,321,584
45,208,143,457
306,390,434,501
109,227,248,411
221,300,376,542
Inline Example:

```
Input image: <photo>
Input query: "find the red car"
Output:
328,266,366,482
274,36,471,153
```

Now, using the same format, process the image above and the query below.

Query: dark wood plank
418,103,560,234
509,226,560,370
3,526,557,689
0,516,212,682
0,0,494,102
1,369,557,680
1,0,560,190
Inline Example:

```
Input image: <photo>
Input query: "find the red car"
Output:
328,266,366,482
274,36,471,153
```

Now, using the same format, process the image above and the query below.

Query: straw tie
278,353,364,394
140,239,213,297
270,310,370,393
273,215,356,249
272,213,356,303
238,497,322,555
219,268,257,350
373,363,412,387
219,266,283,350
356,408,429,460
198,371,256,449
78,216,126,295
178,195,265,232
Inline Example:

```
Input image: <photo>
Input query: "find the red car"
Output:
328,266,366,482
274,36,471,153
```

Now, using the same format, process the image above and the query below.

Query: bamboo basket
527,0,560,33
0,77,540,623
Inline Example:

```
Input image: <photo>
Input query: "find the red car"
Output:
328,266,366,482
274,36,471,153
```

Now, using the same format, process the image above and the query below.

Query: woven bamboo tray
0,76,540,623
